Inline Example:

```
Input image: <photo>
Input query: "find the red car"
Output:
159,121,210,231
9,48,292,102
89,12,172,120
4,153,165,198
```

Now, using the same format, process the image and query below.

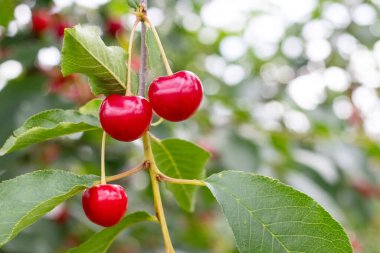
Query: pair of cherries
82,71,203,227
100,70,203,142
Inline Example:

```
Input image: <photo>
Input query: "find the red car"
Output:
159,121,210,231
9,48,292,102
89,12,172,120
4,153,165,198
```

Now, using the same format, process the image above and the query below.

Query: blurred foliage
1,0,380,252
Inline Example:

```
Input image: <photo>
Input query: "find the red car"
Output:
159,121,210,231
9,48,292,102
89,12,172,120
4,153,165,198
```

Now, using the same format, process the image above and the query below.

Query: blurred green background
1,0,380,252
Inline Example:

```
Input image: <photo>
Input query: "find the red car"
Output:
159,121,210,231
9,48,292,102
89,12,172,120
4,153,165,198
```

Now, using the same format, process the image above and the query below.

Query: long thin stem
157,173,206,186
126,19,140,96
142,133,175,253
151,117,165,126
138,3,148,96
144,18,173,76
100,131,107,185
105,161,148,183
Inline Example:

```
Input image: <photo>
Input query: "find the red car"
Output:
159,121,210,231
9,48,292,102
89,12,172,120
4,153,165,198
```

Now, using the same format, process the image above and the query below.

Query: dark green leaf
152,138,210,212
0,109,100,156
68,211,157,253
206,171,353,253
61,25,128,96
0,170,97,247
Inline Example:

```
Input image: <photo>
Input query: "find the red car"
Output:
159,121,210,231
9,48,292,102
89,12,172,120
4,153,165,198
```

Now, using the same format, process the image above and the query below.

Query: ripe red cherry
148,71,203,122
82,184,128,227
32,10,51,33
54,20,71,39
106,18,123,37
99,95,152,142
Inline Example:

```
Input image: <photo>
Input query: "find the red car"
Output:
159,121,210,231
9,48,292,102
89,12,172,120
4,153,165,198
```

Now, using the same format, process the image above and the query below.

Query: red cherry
148,71,203,122
106,18,123,37
54,21,71,39
32,10,51,33
99,94,152,142
82,184,128,227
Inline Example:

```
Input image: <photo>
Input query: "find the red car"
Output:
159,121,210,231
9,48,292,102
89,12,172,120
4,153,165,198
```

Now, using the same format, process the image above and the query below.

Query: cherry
32,10,51,34
54,20,71,39
148,71,203,122
106,18,123,37
82,184,128,227
99,94,152,142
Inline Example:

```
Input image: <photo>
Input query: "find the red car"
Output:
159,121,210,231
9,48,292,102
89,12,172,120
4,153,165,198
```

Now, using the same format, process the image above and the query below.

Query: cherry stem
144,18,173,76
105,161,149,183
151,117,165,126
157,173,206,186
100,131,107,185
126,19,140,96
142,132,175,253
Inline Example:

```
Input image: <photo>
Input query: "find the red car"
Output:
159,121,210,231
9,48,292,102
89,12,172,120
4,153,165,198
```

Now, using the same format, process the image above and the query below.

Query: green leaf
107,0,131,15
68,211,157,253
0,109,100,156
79,98,102,118
152,138,210,212
127,0,139,9
0,0,15,27
61,25,128,96
146,28,165,80
205,171,353,253
0,170,97,247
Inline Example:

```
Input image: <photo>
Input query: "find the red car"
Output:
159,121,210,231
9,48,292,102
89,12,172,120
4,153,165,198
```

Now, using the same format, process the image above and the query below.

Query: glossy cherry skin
148,71,203,122
82,184,128,227
99,95,152,142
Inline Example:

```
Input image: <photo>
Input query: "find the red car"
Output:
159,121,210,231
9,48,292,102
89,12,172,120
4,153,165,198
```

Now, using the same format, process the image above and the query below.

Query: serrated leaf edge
205,170,352,253
0,109,100,156
0,170,97,247
62,25,126,89
68,211,157,253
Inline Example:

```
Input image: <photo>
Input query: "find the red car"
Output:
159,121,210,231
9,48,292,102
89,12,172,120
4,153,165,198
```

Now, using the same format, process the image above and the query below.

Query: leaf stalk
100,131,107,185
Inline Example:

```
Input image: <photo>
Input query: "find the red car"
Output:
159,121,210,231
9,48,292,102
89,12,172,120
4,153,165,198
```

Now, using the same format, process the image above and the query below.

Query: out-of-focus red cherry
106,18,123,37
54,20,72,39
32,9,51,34
352,181,373,198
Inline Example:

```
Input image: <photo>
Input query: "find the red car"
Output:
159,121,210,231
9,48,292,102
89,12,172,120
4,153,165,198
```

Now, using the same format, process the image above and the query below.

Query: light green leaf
68,211,157,253
79,98,103,118
152,138,210,212
0,0,15,27
0,109,100,156
205,171,353,253
146,28,165,81
0,170,97,247
61,25,128,96
127,0,139,9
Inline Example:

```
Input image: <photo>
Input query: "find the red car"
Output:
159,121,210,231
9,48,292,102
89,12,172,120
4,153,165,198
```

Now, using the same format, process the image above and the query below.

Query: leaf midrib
212,184,347,253
67,30,125,89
